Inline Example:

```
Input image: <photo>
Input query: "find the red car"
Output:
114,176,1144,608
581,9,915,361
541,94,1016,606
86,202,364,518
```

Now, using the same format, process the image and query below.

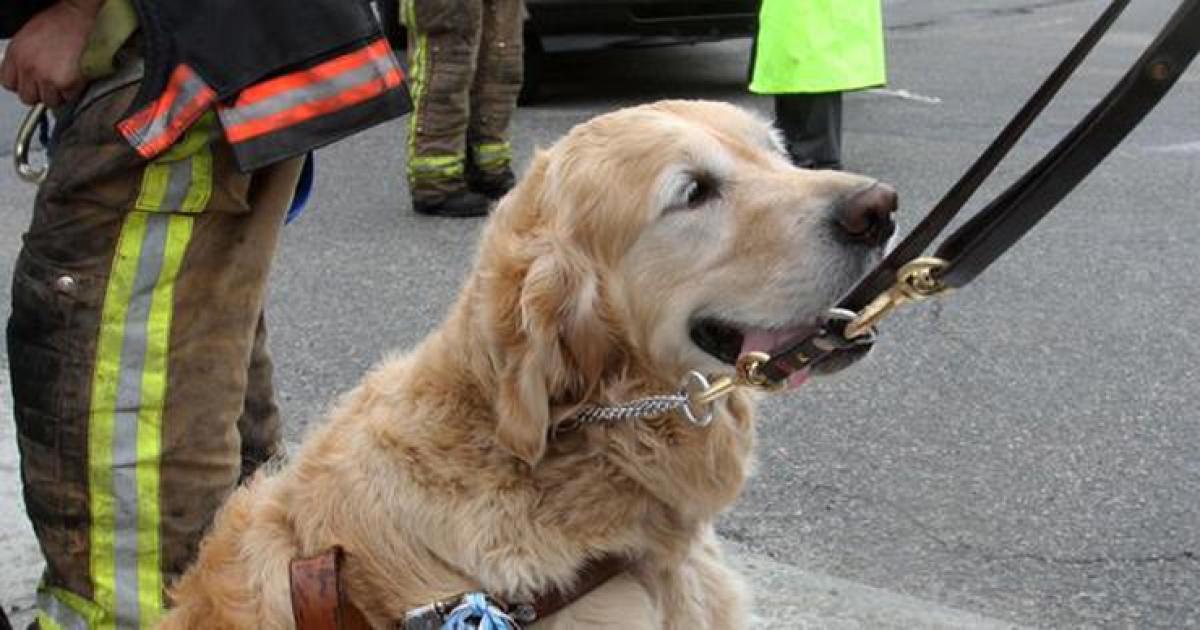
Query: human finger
18,73,41,105
39,81,65,108
0,54,17,92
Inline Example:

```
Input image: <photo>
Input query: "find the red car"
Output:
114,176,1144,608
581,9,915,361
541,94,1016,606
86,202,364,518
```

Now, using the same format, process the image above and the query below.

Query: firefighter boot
466,161,515,200
411,186,491,217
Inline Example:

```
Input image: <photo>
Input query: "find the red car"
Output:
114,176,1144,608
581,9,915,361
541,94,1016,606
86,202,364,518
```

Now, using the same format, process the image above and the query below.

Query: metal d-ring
15,104,49,184
680,371,715,427
824,307,877,346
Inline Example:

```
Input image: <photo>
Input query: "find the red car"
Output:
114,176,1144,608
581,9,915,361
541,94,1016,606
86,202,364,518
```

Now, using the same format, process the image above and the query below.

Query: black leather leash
749,0,1200,387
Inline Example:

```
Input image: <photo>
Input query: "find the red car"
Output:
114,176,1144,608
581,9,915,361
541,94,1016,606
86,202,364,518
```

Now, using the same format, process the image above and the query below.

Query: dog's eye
683,176,718,210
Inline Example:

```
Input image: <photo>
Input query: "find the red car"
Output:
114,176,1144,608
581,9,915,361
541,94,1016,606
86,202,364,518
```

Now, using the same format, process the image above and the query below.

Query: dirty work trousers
401,0,523,202
7,73,302,628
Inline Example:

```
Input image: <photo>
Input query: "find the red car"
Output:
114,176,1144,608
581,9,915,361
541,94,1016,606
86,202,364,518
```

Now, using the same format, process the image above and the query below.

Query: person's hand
0,0,104,107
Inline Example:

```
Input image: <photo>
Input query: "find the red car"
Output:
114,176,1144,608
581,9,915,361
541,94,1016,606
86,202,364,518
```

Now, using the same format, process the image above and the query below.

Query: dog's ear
485,156,611,466
494,244,608,467
493,251,566,466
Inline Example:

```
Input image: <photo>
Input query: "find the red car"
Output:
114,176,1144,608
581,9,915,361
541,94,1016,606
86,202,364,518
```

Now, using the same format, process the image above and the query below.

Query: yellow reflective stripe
182,147,213,213
400,0,411,28
408,155,464,180
90,163,200,628
159,111,216,162
35,614,65,630
37,585,106,630
90,212,148,629
473,142,511,155
135,113,215,213
134,213,192,628
408,36,428,140
413,154,463,167
472,142,512,168
134,164,170,212
405,0,430,162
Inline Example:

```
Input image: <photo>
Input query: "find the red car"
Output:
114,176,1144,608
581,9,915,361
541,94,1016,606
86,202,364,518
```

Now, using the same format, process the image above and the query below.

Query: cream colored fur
159,100,885,629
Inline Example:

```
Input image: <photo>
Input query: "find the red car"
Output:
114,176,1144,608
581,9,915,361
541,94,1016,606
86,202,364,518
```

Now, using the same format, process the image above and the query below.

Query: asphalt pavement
2,0,1198,627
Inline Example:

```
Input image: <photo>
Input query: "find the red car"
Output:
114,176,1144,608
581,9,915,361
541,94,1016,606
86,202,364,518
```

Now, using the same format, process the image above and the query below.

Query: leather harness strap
510,555,630,624
756,0,1200,385
290,547,371,630
291,548,629,629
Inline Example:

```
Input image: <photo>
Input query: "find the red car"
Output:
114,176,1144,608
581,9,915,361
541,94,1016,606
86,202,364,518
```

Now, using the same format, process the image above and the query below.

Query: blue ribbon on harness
441,593,518,630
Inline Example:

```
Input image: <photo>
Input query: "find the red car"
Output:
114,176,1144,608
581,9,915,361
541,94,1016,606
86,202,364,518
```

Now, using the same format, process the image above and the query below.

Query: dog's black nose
835,183,897,247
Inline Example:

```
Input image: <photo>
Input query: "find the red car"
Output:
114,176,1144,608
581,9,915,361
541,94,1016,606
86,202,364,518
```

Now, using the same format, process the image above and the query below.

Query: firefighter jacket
117,0,411,170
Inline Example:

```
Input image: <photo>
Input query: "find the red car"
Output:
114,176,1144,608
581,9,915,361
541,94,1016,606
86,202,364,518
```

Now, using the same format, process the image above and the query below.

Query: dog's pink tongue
740,328,811,390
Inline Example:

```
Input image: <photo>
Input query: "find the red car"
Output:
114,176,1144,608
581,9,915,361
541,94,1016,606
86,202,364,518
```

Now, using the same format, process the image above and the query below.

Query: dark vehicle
528,0,758,41
523,0,759,100
381,1,758,101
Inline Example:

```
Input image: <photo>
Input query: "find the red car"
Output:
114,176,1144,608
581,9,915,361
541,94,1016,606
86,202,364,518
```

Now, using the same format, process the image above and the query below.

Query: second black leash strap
934,0,1200,288
838,0,1133,313
758,0,1200,386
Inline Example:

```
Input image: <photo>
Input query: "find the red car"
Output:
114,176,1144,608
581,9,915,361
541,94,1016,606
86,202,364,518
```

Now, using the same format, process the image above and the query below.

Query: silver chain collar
557,372,716,432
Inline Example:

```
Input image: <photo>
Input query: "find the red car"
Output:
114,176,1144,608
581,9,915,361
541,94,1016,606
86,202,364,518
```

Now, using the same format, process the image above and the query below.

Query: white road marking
866,88,944,104
1148,141,1200,154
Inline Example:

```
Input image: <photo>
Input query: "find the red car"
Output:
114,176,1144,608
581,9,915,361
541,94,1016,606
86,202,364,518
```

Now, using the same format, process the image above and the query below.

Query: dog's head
473,100,895,465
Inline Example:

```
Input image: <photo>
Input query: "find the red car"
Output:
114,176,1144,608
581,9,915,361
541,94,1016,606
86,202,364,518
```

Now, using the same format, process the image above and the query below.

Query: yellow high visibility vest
750,0,887,94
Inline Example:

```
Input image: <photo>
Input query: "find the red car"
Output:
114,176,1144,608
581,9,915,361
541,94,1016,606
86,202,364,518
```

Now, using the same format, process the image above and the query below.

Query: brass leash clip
844,257,950,339
683,351,784,424
682,258,950,419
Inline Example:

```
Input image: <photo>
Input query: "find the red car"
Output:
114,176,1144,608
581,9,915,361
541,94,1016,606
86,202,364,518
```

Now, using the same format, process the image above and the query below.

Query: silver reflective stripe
111,214,171,627
161,158,193,212
37,591,90,630
217,52,398,130
127,67,210,149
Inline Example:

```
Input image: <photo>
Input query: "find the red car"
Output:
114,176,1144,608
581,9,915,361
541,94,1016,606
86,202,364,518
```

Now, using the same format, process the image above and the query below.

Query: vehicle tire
518,28,544,105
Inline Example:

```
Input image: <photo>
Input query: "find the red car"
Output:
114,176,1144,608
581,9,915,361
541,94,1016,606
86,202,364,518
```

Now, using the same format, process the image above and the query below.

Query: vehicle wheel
519,28,544,105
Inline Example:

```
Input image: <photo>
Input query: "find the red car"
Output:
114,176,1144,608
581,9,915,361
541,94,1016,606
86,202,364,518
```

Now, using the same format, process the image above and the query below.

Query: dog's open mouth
689,317,871,388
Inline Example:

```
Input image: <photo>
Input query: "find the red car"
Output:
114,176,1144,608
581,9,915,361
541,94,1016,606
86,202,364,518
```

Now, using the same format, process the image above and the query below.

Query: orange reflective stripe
117,65,216,159
118,68,187,141
222,66,403,143
233,39,395,107
119,40,404,158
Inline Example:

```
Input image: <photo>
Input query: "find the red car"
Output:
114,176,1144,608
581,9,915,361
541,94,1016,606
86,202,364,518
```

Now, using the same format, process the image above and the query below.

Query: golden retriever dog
160,100,896,629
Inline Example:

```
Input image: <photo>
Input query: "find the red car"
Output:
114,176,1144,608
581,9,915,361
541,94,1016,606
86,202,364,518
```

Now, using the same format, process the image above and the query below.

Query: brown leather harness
290,548,371,630
290,547,628,629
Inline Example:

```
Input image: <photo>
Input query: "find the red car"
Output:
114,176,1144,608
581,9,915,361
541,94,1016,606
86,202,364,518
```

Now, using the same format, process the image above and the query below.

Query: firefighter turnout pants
8,75,303,628
401,0,523,202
